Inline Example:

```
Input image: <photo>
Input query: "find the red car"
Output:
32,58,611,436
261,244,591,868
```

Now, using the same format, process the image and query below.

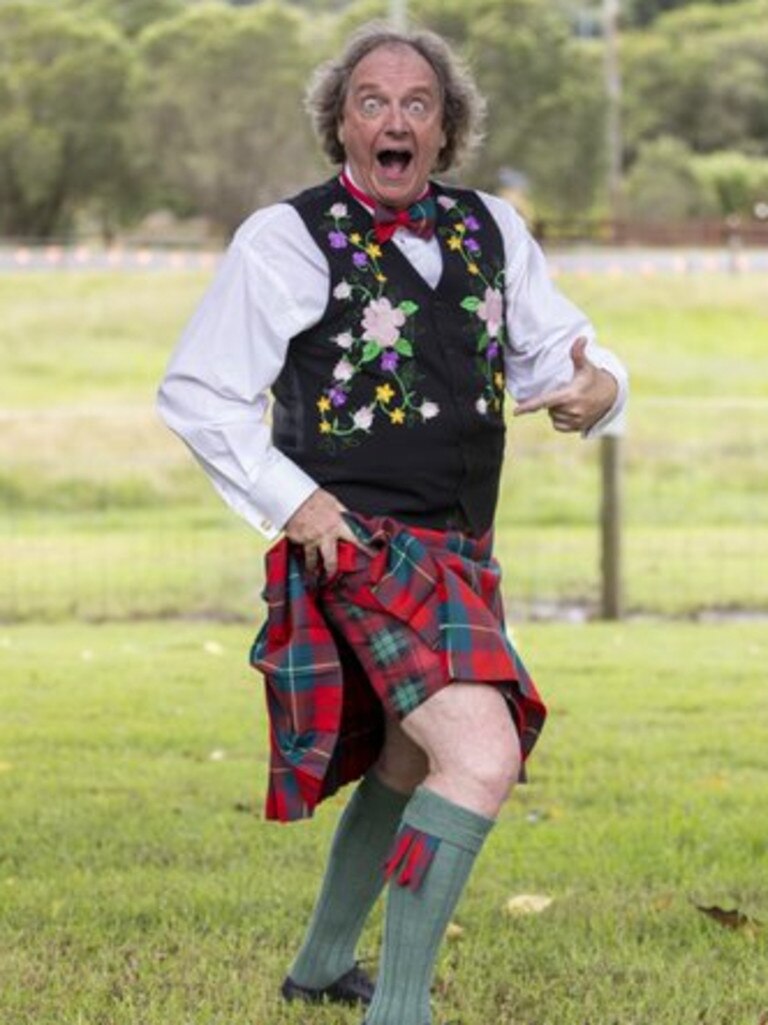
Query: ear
337,119,346,147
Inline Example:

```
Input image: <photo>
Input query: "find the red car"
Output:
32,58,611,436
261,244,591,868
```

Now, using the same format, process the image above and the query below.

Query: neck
340,166,431,212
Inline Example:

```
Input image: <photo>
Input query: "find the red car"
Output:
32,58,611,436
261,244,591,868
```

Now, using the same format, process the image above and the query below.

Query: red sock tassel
384,824,441,891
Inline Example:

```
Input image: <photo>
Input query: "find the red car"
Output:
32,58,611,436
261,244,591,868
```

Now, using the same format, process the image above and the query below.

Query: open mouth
376,149,413,178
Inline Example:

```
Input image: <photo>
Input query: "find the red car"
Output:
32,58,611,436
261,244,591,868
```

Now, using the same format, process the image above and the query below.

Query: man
158,23,627,1025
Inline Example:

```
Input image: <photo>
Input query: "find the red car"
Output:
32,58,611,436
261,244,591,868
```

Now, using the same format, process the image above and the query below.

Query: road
2,243,768,275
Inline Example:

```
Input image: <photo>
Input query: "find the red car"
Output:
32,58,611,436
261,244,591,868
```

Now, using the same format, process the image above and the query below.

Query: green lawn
1,620,765,1025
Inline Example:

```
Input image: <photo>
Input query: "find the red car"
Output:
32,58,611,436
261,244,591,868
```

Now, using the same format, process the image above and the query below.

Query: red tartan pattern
384,824,441,891
250,514,547,822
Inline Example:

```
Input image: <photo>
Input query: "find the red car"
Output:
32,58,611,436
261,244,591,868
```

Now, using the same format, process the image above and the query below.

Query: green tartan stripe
391,676,428,715
369,625,411,667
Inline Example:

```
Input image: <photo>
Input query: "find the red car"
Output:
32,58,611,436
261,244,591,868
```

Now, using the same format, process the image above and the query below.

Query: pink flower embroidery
333,357,355,382
352,406,374,431
362,297,405,349
477,286,503,339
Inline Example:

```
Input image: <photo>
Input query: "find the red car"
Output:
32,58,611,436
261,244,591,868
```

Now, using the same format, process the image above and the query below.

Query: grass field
1,270,766,1024
2,269,768,618
1,619,766,1025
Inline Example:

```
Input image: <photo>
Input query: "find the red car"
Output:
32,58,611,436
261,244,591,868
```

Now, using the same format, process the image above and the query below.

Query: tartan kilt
250,514,547,822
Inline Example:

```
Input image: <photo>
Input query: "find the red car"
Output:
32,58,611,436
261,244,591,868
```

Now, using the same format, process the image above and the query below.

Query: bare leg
399,682,521,818
366,684,519,1025
373,715,429,795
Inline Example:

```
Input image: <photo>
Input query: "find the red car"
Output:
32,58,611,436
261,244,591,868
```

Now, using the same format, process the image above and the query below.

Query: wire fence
1,396,766,623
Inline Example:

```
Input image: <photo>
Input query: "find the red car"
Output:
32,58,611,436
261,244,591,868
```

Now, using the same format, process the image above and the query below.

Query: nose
384,102,408,135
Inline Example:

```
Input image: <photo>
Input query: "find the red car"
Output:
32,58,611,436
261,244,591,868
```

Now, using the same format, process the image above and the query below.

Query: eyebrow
351,80,437,96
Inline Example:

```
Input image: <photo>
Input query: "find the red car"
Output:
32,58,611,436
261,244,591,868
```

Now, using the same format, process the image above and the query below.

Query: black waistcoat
272,177,508,535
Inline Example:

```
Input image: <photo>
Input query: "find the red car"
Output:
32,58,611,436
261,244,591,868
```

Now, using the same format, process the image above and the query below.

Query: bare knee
456,735,520,812
401,684,522,818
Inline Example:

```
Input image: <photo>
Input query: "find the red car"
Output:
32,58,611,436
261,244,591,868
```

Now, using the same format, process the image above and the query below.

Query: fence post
600,430,624,619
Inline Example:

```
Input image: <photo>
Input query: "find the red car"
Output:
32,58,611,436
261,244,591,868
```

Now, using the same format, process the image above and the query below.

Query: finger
338,520,376,557
319,535,339,578
514,387,572,416
304,544,320,573
549,409,581,432
570,335,589,371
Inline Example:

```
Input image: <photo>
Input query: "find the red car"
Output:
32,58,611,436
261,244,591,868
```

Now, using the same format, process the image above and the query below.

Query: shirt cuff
582,363,629,439
246,451,319,539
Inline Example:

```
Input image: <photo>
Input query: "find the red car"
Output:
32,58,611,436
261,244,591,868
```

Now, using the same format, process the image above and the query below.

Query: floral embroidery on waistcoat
437,195,506,416
316,202,441,444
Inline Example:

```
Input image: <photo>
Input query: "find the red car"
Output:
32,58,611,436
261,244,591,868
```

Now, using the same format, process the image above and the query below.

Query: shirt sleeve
482,194,628,438
156,205,328,539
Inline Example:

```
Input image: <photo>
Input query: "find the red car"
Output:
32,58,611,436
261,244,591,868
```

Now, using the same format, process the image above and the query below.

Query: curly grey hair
305,22,486,173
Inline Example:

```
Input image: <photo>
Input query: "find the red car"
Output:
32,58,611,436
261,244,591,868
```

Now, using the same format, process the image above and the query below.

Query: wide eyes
360,96,383,117
357,95,432,118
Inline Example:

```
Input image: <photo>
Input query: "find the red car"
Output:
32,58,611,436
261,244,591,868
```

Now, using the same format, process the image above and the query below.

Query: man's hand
284,488,363,578
513,337,618,433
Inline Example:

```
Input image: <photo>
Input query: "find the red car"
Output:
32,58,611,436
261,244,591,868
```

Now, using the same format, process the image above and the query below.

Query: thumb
570,336,589,373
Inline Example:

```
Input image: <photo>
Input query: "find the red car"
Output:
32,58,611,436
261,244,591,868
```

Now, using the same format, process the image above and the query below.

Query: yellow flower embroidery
366,243,383,259
389,407,405,425
447,236,463,251
468,263,480,275
376,383,395,404
455,223,466,235
494,372,505,390
376,274,387,283
319,420,332,434
350,232,362,244
317,396,331,413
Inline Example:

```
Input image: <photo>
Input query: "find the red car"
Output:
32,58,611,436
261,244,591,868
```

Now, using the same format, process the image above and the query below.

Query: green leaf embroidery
460,296,481,312
394,338,413,357
399,300,419,316
361,341,382,363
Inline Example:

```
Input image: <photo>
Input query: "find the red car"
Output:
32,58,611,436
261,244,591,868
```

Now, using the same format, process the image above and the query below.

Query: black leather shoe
281,963,375,1006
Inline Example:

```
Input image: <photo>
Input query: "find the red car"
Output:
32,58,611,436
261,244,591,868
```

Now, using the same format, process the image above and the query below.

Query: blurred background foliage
1,0,768,237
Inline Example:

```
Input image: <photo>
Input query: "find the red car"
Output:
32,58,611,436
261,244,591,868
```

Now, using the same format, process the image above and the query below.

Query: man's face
338,44,446,210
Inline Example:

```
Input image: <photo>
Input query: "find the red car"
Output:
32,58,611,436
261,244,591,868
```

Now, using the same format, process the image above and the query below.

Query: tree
78,0,188,37
692,149,768,215
136,2,321,235
0,3,137,238
622,2,768,159
623,0,744,28
410,0,607,216
623,136,718,219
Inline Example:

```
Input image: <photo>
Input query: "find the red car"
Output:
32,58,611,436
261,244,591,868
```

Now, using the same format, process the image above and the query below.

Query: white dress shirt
157,185,628,540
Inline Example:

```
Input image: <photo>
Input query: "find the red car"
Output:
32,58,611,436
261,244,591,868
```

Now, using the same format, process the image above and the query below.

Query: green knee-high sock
289,772,409,989
365,786,494,1025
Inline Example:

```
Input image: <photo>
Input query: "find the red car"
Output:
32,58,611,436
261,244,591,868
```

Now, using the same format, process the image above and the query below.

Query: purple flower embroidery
353,251,369,268
465,238,481,254
464,215,480,232
487,342,500,359
329,230,348,249
329,386,347,407
381,351,399,372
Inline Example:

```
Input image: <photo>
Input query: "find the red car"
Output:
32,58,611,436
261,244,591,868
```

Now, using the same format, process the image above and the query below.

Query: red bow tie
340,171,436,244
373,198,437,243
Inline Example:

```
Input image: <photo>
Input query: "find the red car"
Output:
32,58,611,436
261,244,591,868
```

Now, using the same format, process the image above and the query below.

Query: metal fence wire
1,397,766,622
